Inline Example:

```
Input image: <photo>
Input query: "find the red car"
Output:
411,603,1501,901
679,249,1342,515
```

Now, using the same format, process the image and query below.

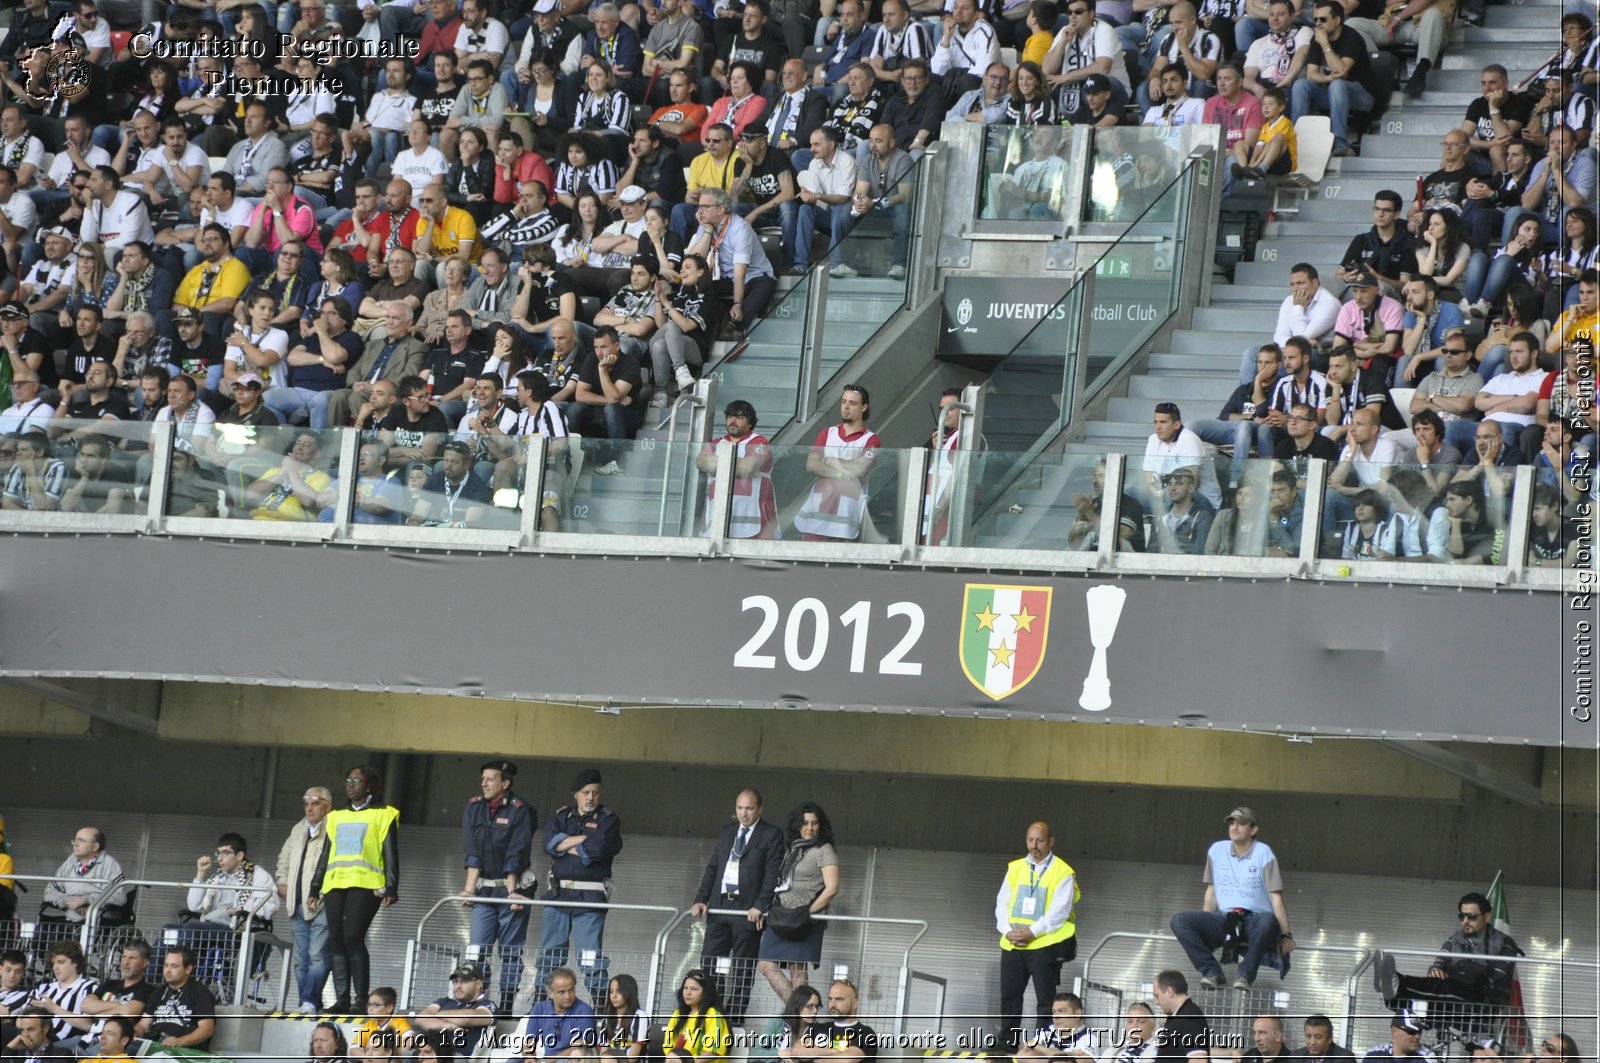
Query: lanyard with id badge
1012,856,1052,921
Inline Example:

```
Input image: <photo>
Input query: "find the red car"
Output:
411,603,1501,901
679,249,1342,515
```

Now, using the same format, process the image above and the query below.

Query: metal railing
1080,931,1372,1051
702,908,932,1037
403,894,684,1015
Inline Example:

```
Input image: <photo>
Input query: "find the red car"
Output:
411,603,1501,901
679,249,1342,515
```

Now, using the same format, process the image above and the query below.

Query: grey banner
0,536,1570,743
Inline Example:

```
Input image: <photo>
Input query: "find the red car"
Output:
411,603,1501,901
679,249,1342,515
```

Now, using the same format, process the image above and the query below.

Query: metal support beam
1376,740,1546,809
0,677,162,736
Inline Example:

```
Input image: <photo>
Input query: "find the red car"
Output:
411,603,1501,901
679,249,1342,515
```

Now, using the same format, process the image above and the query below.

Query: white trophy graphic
1079,585,1127,712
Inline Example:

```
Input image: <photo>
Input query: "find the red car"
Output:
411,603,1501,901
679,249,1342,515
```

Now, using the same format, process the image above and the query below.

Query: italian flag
1486,871,1531,1052
962,586,1050,699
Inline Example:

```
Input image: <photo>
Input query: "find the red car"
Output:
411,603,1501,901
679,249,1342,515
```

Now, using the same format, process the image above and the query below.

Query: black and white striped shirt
1267,369,1330,415
31,975,102,1041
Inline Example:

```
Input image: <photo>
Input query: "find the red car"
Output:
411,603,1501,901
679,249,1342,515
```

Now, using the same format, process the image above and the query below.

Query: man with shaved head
996,822,1081,1049
689,788,784,1025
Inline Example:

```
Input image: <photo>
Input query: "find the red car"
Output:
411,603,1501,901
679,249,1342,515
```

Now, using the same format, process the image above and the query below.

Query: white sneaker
649,392,670,408
1469,299,1490,318
829,262,857,278
594,460,622,476
1458,297,1473,315
675,365,695,391
887,264,905,280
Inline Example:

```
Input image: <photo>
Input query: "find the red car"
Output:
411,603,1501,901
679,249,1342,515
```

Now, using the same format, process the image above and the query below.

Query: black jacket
693,819,784,911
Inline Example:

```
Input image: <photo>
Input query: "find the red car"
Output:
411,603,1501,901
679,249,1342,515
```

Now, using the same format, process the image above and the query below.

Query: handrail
1370,947,1600,970
703,908,930,1038
405,893,685,1012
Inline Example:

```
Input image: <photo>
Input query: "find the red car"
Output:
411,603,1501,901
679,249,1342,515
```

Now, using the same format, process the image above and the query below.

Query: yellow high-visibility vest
321,806,398,891
999,855,1078,951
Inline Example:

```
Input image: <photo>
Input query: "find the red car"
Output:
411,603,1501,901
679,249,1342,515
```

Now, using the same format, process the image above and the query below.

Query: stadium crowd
0,790,1587,1063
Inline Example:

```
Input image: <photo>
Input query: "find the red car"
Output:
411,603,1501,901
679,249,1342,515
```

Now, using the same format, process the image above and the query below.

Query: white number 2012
733,596,925,676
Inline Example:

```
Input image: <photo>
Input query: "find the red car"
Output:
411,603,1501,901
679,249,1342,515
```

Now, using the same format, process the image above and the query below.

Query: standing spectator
1289,1,1371,157
688,790,784,1026
696,398,777,538
756,802,841,1000
461,759,537,1017
1151,971,1211,1062
536,769,624,1001
795,384,880,540
276,787,334,1014
995,822,1080,1050
309,765,400,1015
1168,807,1294,990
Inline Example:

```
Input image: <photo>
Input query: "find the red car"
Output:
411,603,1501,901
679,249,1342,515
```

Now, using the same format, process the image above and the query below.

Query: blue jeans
290,908,331,1008
1290,77,1373,148
1463,250,1524,308
469,888,532,1003
365,130,403,177
265,386,336,429
793,201,851,271
1192,418,1257,487
536,907,609,998
1170,908,1281,984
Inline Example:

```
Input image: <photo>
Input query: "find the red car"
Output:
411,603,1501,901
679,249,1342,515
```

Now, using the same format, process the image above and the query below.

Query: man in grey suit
325,304,430,427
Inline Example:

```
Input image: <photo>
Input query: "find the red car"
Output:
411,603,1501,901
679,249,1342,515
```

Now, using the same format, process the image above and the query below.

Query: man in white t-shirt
354,58,420,179
1143,401,1223,508
392,119,450,198
1243,0,1311,96
79,165,155,261
0,164,38,278
1472,332,1547,449
0,104,46,189
71,0,114,66
31,115,110,221
1326,405,1397,529
1044,1,1131,113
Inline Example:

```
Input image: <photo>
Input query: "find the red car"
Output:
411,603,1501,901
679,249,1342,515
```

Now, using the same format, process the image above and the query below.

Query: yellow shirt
1260,114,1297,172
174,257,253,310
688,151,742,197
353,1017,413,1048
416,206,480,263
1552,306,1597,349
665,1008,731,1058
249,466,333,522
1021,29,1054,66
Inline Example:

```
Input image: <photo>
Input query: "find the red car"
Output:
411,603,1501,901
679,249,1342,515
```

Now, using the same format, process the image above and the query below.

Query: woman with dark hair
554,190,608,269
1003,63,1057,126
1464,213,1544,315
554,133,620,211
599,974,649,1059
310,765,399,1014
636,204,686,284
1534,205,1596,320
1526,1033,1581,1063
661,971,731,1063
1475,282,1549,380
301,249,366,336
756,803,841,999
705,63,767,140
309,1021,351,1063
1415,209,1470,303
446,128,499,224
482,322,533,398
521,49,569,155
649,253,712,405
414,1029,455,1062
775,984,824,1061
1340,487,1396,560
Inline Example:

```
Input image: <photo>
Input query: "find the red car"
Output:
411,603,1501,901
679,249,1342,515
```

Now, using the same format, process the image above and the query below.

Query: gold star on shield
974,603,1000,631
1012,606,1037,634
990,641,1015,668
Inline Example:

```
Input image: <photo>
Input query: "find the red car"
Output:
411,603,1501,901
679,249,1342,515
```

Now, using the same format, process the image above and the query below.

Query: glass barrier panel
1319,458,1518,565
3,418,155,517
923,448,1104,551
1084,125,1209,223
979,125,1073,222
183,423,349,522
736,442,908,545
557,437,708,538
707,272,809,436
1131,456,1302,558
386,428,525,531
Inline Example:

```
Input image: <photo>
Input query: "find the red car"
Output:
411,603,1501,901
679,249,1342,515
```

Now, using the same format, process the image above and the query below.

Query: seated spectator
651,71,711,148
1338,487,1397,560
1,301,56,394
638,0,703,105
1299,1016,1355,1063
461,247,520,339
1017,992,1096,1060
574,60,635,147
1527,482,1578,567
1272,400,1338,486
222,102,288,199
844,124,915,279
1150,465,1214,553
1333,270,1403,382
1061,74,1124,128
573,186,653,295
207,373,282,469
443,59,509,163
136,948,216,1051
411,440,495,528
1,432,65,515
1241,1015,1292,1063
617,127,688,208
52,363,131,442
534,319,587,404
446,128,499,226
563,326,644,476
879,60,942,158
595,258,660,360
325,310,431,428
1141,2,1220,111
1545,269,1597,361
1458,65,1529,179
814,0,873,103
661,971,732,1061
394,120,452,200
1397,277,1467,383
686,189,777,338
1237,263,1337,386
1471,332,1546,455
1464,212,1543,319
85,1013,140,1063
239,168,324,276
732,129,797,258
357,250,430,340
301,250,368,336
810,67,884,172
650,254,713,405
6,1009,70,1063
791,127,860,277
1411,338,1483,455
1235,87,1293,180
154,373,217,447
153,833,279,978
1335,192,1416,298
382,376,452,469
16,228,78,335
1204,62,1263,194
1374,893,1521,1009
1345,0,1448,99
225,293,294,392
1412,131,1478,222
244,430,336,522
421,257,476,346
1067,457,1147,552
80,165,155,264
934,0,1002,102
290,116,344,224
415,183,483,283
1515,126,1593,247
1168,807,1293,991
28,941,101,1042
1142,65,1205,135
174,225,255,336
553,133,620,212
1323,348,1403,446
511,246,583,351
707,63,771,143
454,375,519,476
492,134,558,214
1526,72,1594,159
1412,209,1470,305
1043,2,1130,116
1242,0,1310,100
1193,344,1279,490
765,60,831,154
1327,406,1398,532
267,297,364,430
1142,400,1223,508
0,373,53,437
513,966,596,1059
350,59,419,180
1289,1,1371,157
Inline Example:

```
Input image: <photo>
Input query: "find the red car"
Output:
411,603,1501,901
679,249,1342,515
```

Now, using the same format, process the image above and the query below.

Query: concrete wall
2,730,1592,889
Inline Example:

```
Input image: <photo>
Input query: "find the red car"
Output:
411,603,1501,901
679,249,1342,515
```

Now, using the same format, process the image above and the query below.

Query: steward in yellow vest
995,821,1080,1051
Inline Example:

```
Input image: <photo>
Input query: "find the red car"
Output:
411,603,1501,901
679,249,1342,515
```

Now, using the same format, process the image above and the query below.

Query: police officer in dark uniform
460,758,537,1016
536,768,623,1001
